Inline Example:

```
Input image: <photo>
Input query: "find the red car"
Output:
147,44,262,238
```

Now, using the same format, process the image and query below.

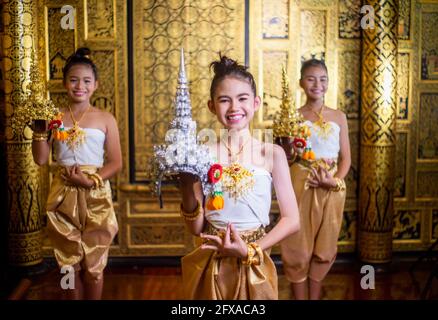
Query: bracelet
242,242,263,266
180,200,203,221
331,178,346,192
86,172,104,189
32,132,48,141
242,243,256,265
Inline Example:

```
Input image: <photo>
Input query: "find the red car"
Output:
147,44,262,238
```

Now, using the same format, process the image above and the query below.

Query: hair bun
75,47,91,58
210,53,247,77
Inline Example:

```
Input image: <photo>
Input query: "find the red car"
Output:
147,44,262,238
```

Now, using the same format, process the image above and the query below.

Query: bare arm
31,120,50,166
334,112,351,180
179,173,205,236
97,113,122,180
258,144,300,251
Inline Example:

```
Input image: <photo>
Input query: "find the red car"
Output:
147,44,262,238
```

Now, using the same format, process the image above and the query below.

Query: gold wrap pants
281,160,346,283
182,224,278,300
46,166,118,280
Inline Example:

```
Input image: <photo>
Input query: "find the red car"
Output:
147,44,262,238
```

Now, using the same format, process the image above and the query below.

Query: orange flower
206,194,224,210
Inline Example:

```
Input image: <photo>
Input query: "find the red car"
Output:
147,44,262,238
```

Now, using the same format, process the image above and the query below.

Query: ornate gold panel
432,209,438,240
300,9,326,60
420,11,438,80
338,50,360,119
46,5,76,81
132,0,245,181
262,51,288,121
417,171,438,198
395,132,408,199
397,52,410,120
338,0,361,39
85,0,115,40
399,0,412,40
393,209,421,240
12,0,438,258
262,0,289,39
418,93,438,159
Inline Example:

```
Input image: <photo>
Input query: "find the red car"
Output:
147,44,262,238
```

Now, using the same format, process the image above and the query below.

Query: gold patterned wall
15,0,438,258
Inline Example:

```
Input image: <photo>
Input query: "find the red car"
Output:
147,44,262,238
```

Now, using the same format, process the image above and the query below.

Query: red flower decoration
48,119,62,130
293,137,307,149
208,164,223,183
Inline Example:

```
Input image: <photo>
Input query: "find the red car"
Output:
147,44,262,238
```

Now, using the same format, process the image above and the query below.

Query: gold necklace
309,105,333,139
220,137,255,201
65,105,91,149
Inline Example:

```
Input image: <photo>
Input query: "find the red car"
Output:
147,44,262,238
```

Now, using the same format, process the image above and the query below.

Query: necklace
220,137,255,201
65,105,91,149
309,105,333,139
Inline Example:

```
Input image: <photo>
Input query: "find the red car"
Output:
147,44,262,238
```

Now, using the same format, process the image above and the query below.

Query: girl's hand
31,120,48,133
178,172,199,186
200,223,248,259
62,165,94,188
307,166,337,189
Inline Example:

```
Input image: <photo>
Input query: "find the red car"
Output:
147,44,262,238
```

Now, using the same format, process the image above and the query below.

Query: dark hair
300,59,328,79
209,54,256,100
63,47,98,81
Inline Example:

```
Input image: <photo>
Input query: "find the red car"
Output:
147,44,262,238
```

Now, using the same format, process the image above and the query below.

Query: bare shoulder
263,142,287,169
91,107,117,124
326,107,347,126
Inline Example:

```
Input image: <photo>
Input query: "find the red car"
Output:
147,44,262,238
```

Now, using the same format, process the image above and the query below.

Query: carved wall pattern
398,0,411,40
394,132,407,198
418,94,438,159
133,0,245,181
393,210,421,240
338,0,361,39
262,0,289,39
7,0,438,258
397,52,410,120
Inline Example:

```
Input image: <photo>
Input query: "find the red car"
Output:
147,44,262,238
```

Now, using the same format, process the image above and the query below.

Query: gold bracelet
331,178,346,192
180,200,202,221
249,242,263,266
242,244,256,265
88,173,104,189
32,132,48,141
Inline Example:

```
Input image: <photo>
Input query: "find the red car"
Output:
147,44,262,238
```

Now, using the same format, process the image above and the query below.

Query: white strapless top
205,163,272,232
54,127,106,167
304,120,340,159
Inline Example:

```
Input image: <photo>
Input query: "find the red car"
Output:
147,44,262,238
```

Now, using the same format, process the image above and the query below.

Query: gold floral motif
222,163,255,202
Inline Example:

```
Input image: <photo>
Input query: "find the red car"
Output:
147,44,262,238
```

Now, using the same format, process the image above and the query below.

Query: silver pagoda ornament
153,48,214,206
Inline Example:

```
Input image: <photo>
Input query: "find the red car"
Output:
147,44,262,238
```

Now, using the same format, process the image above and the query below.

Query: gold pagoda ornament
11,53,60,137
272,67,313,161
272,66,305,139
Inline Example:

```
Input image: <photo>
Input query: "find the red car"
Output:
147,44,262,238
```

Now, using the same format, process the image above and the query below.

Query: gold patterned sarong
182,224,278,300
45,165,118,280
281,159,346,283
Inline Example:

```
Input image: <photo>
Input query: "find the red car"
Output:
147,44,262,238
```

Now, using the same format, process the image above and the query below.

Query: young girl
179,55,300,300
31,48,122,300
280,59,351,300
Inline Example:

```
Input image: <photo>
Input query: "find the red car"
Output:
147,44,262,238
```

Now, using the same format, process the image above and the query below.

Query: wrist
86,178,95,189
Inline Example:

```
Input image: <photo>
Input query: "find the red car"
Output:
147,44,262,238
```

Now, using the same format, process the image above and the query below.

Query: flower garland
48,113,68,141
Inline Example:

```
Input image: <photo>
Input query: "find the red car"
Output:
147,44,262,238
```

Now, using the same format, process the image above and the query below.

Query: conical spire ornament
153,48,214,205
272,66,312,161
272,66,305,138
11,51,60,137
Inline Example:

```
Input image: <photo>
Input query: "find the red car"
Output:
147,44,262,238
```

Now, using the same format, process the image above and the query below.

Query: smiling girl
178,55,300,300
31,47,122,300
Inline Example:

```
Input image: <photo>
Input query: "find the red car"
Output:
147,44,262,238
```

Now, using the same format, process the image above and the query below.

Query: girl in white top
179,55,300,300
280,59,351,300
31,48,122,300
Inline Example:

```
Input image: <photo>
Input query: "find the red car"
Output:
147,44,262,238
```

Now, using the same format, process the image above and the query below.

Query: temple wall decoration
2,0,438,259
